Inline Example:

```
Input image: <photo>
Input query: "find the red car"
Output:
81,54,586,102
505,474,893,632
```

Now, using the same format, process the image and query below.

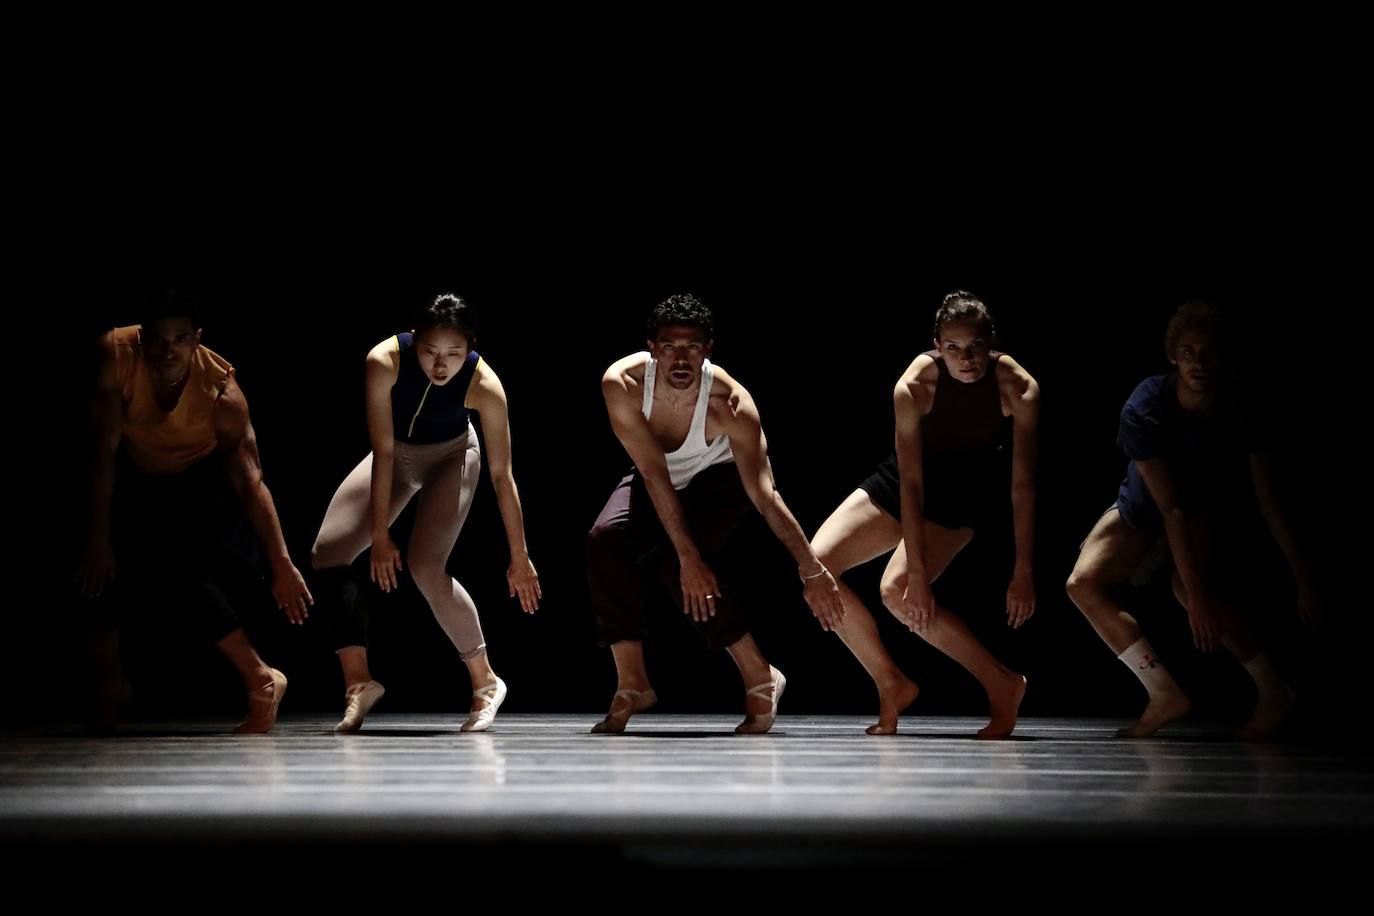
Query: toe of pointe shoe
461,677,507,733
235,669,287,735
736,668,785,734
334,680,385,733
590,687,656,734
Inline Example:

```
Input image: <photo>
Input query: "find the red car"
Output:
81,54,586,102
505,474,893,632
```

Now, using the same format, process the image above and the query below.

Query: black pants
83,451,266,644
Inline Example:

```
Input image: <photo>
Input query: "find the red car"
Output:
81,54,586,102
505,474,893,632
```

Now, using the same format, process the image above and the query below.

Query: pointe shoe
235,668,287,735
461,677,507,733
736,666,786,735
334,680,386,734
590,687,658,734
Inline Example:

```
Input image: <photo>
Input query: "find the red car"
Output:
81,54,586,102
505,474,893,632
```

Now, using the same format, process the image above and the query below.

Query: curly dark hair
646,293,714,343
1164,299,1224,359
140,288,204,330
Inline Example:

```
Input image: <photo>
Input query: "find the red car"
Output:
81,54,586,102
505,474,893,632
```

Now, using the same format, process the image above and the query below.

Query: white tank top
641,352,735,490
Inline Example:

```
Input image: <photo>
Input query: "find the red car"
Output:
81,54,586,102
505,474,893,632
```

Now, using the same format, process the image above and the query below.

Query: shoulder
707,361,748,407
367,334,401,368
466,355,506,406
1124,373,1170,416
994,353,1039,401
894,353,939,410
604,350,649,383
704,363,756,429
212,372,250,441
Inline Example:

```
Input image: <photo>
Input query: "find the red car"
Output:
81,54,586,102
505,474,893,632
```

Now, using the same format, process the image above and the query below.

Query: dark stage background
23,216,1360,736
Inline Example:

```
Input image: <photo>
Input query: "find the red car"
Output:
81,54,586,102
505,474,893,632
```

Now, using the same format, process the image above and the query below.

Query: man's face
649,324,711,391
1170,328,1219,396
141,317,201,385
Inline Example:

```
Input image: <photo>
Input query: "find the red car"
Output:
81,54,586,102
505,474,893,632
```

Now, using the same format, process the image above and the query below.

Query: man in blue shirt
1066,301,1321,739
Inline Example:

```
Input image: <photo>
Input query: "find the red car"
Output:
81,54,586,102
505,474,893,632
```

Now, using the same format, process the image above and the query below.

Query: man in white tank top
586,294,843,734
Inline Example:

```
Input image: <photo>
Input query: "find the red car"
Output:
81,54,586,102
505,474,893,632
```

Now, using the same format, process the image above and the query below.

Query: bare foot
1117,689,1192,738
591,686,657,734
977,673,1027,740
1235,689,1295,742
866,677,920,736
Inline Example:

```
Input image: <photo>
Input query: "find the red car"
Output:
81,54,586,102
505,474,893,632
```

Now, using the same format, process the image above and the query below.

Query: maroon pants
586,463,754,650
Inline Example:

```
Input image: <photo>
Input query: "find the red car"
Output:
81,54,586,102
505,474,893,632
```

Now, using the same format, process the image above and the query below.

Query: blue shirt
390,333,481,444
1115,372,1266,533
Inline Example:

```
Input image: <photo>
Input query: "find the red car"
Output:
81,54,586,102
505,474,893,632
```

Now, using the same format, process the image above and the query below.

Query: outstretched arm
215,376,314,623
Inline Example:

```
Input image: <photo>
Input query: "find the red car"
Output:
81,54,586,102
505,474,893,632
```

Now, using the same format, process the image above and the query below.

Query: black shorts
858,451,1006,531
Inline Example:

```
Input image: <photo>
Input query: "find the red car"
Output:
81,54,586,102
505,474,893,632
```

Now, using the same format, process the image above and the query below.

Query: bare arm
894,368,934,629
723,383,844,628
601,359,699,562
1135,458,1220,651
466,360,541,613
601,357,716,620
363,338,404,592
78,333,123,597
214,376,314,622
1002,357,1040,628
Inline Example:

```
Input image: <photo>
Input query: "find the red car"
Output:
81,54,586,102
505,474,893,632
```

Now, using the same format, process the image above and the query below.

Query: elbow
742,483,773,513
239,473,267,501
1160,504,1186,524
638,466,673,493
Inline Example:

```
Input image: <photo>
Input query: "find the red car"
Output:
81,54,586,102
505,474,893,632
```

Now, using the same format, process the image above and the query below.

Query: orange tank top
109,325,233,474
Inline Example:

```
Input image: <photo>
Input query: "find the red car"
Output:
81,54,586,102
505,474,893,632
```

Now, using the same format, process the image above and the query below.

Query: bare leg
880,527,1026,739
1170,515,1295,741
811,490,920,734
1067,508,1190,737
